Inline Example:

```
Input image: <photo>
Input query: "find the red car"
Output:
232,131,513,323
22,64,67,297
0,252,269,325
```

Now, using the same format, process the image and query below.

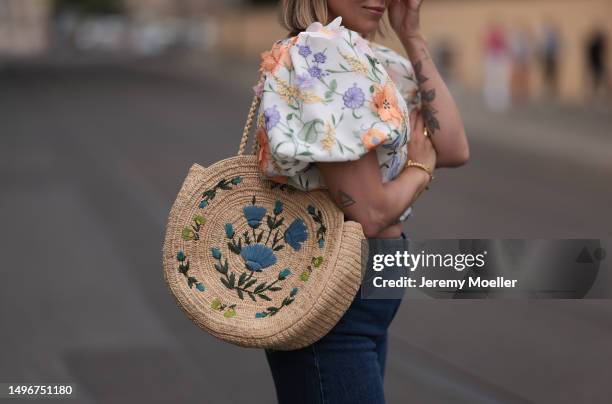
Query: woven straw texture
162,155,365,350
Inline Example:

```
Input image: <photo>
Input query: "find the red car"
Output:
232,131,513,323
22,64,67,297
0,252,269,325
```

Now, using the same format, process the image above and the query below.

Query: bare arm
389,0,470,167
316,109,435,238
317,151,429,237
401,34,469,167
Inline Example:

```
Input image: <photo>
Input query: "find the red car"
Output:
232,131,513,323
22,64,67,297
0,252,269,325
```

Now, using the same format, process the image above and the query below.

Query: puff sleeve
369,42,421,113
255,16,410,191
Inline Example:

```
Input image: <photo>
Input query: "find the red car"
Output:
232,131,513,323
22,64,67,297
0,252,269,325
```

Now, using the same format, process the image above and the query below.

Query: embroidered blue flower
176,251,186,261
343,83,365,109
211,247,221,260
264,105,280,131
196,283,205,292
308,66,323,79
255,312,268,318
278,268,291,280
231,176,242,185
274,200,283,215
243,205,267,228
298,45,312,57
313,52,327,64
290,287,298,297
241,244,277,272
319,238,325,248
224,223,235,238
284,219,308,251
307,205,316,215
199,200,208,208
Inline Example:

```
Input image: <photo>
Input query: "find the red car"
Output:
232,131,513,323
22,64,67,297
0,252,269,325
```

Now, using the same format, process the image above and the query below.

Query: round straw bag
162,75,366,350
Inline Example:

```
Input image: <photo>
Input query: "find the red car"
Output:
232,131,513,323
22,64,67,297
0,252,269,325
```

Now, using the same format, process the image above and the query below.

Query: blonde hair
280,0,386,39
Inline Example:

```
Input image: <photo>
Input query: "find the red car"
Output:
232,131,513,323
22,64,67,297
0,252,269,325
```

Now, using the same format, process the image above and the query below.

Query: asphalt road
1,58,611,404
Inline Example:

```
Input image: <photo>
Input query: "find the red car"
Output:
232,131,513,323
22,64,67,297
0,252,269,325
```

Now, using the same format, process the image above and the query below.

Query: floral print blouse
255,16,420,222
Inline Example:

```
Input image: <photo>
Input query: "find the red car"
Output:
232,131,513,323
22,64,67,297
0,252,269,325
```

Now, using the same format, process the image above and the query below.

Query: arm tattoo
414,60,428,84
414,60,441,136
421,88,440,135
338,190,356,208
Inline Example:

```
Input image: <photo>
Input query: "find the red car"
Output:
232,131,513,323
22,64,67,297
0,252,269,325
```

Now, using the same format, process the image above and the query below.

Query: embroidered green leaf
273,217,284,229
244,278,257,289
296,118,324,143
238,272,247,286
254,283,266,294
274,141,287,153
236,288,244,300
227,241,241,255
214,263,227,275
329,79,338,92
220,277,231,289
258,294,272,301
228,273,236,288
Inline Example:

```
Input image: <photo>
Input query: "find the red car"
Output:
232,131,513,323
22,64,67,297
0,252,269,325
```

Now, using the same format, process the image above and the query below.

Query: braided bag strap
237,73,266,156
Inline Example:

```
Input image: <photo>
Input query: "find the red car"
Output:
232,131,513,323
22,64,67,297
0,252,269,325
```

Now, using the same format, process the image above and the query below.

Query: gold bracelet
404,159,435,182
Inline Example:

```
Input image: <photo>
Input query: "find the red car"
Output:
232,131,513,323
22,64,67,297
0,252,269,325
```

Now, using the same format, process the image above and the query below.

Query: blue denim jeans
264,233,407,404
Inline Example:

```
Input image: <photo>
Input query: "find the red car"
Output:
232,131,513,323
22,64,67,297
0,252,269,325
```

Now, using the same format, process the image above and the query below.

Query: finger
413,111,424,135
409,109,419,134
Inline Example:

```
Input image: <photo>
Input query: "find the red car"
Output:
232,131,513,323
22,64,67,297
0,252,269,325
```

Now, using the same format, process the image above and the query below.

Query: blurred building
123,0,218,20
217,0,612,104
1,0,610,103
0,0,51,56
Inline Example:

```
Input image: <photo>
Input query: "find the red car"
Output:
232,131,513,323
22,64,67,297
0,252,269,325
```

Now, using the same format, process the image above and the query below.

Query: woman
255,0,469,402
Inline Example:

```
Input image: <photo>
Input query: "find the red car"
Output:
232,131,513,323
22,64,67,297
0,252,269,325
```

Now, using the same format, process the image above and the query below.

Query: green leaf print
297,119,324,144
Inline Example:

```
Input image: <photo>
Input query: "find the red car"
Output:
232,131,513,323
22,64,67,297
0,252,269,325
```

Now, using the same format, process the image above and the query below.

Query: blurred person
509,23,533,104
483,21,511,111
586,27,608,101
258,0,468,403
540,21,561,98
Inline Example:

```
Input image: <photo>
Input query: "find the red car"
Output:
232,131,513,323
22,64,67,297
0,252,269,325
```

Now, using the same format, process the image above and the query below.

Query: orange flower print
256,126,288,184
361,128,388,151
260,42,292,74
371,82,403,129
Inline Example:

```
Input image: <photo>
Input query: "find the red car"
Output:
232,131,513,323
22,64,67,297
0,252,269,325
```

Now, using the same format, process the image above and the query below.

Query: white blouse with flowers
255,16,420,222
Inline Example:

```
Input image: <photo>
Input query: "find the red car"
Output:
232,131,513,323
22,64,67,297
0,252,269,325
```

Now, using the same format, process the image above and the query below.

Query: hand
407,107,436,177
387,0,425,39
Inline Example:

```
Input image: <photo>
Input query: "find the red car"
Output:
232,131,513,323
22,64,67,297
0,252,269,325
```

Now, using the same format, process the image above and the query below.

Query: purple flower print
298,45,312,57
264,105,280,131
313,52,327,64
343,83,365,109
308,66,323,79
296,72,315,90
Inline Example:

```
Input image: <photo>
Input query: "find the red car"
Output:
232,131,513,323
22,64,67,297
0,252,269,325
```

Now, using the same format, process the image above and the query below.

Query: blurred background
1,0,611,403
